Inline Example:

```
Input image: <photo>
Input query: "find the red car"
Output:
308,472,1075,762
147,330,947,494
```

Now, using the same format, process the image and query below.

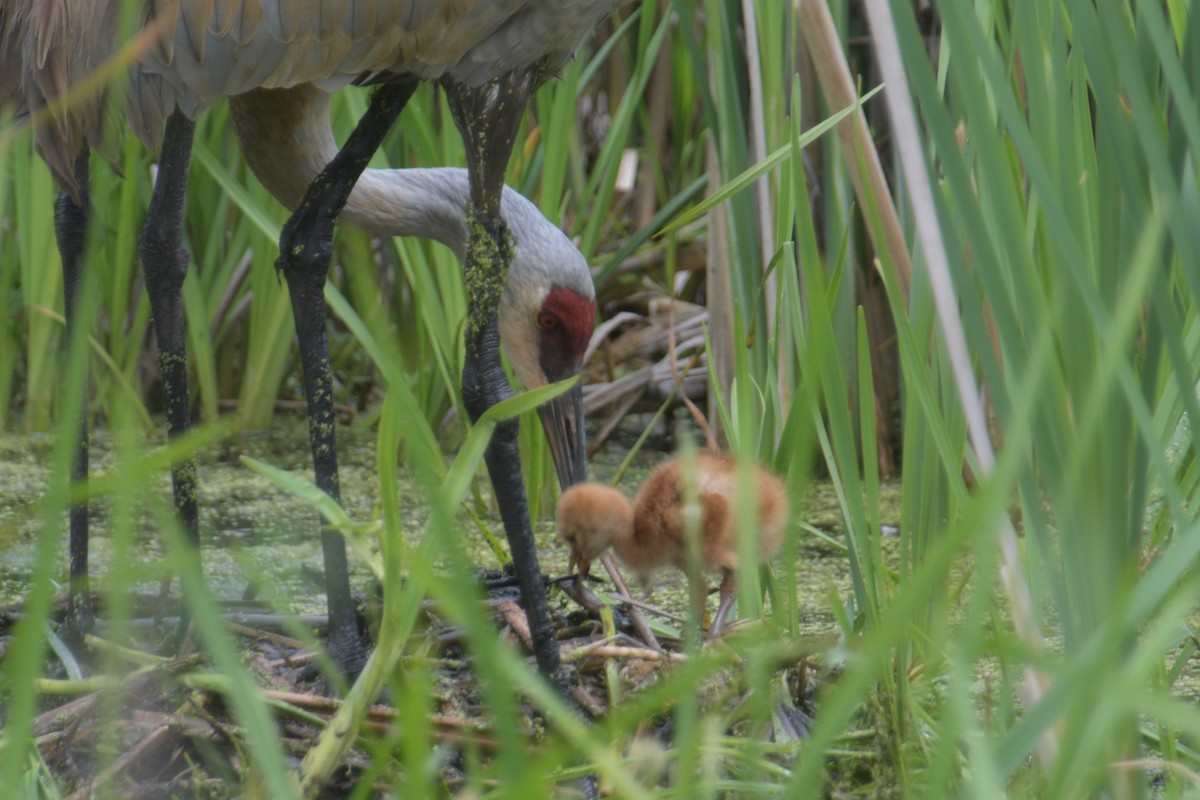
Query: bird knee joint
278,236,333,289
461,381,490,424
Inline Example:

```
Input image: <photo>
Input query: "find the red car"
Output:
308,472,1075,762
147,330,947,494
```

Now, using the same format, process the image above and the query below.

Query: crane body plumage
2,0,615,191
2,0,616,728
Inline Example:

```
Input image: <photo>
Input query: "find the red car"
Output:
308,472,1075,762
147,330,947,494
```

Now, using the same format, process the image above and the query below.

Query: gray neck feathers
347,166,592,305
229,85,591,300
349,169,552,263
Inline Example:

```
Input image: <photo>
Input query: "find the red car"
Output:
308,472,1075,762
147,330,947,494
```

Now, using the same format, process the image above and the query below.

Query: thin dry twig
599,554,661,652
562,644,685,664
262,689,498,748
570,685,607,718
668,296,717,450
497,600,534,652
65,712,192,800
225,621,310,652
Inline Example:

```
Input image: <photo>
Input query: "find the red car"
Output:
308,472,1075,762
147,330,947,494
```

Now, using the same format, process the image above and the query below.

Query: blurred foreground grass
6,0,1200,796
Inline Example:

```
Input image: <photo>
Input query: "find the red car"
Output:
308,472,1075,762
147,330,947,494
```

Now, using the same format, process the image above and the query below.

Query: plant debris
5,559,828,797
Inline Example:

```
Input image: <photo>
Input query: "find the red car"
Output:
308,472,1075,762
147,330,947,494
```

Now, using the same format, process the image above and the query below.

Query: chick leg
707,570,738,640
687,574,712,642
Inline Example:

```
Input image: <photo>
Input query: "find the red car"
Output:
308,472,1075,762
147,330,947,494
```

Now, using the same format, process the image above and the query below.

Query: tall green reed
845,0,1200,793
642,0,1200,794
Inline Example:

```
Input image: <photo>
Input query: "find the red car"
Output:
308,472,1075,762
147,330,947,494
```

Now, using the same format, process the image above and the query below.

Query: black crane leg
140,111,201,634
54,152,93,643
275,81,416,680
446,71,565,686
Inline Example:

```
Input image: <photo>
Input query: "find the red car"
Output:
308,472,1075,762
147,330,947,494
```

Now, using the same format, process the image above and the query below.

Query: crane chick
556,453,788,637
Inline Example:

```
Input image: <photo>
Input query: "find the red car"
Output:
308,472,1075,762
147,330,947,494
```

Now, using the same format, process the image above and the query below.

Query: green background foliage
4,0,1200,796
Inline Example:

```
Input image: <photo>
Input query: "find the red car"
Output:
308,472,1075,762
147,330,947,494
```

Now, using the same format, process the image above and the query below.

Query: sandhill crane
556,454,789,637
2,0,618,681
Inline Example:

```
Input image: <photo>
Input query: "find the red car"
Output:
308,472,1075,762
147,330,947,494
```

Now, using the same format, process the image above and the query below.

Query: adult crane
1,0,618,682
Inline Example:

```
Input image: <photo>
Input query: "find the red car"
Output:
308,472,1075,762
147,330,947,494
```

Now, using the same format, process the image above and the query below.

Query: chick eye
538,312,559,330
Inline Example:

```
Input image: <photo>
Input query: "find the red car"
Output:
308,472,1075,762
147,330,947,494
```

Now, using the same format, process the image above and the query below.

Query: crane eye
538,312,559,330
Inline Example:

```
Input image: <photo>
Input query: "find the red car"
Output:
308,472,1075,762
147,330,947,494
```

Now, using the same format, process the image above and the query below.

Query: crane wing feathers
180,0,215,63
146,0,178,65
211,0,264,44
346,0,383,41
230,0,264,44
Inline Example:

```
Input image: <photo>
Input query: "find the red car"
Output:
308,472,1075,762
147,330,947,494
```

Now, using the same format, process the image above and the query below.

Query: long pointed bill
538,379,587,489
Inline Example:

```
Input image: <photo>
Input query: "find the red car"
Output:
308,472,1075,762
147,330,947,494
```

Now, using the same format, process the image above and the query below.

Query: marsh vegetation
4,1,1200,797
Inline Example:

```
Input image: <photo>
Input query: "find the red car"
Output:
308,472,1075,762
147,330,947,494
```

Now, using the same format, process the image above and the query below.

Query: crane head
498,212,596,491
499,282,594,490
532,285,594,489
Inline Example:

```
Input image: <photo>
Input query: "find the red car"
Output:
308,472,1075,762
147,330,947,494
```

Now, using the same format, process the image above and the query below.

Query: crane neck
229,82,597,402
230,84,539,261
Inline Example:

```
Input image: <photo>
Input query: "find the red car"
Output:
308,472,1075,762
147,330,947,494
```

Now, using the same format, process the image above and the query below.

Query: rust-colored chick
556,453,789,637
